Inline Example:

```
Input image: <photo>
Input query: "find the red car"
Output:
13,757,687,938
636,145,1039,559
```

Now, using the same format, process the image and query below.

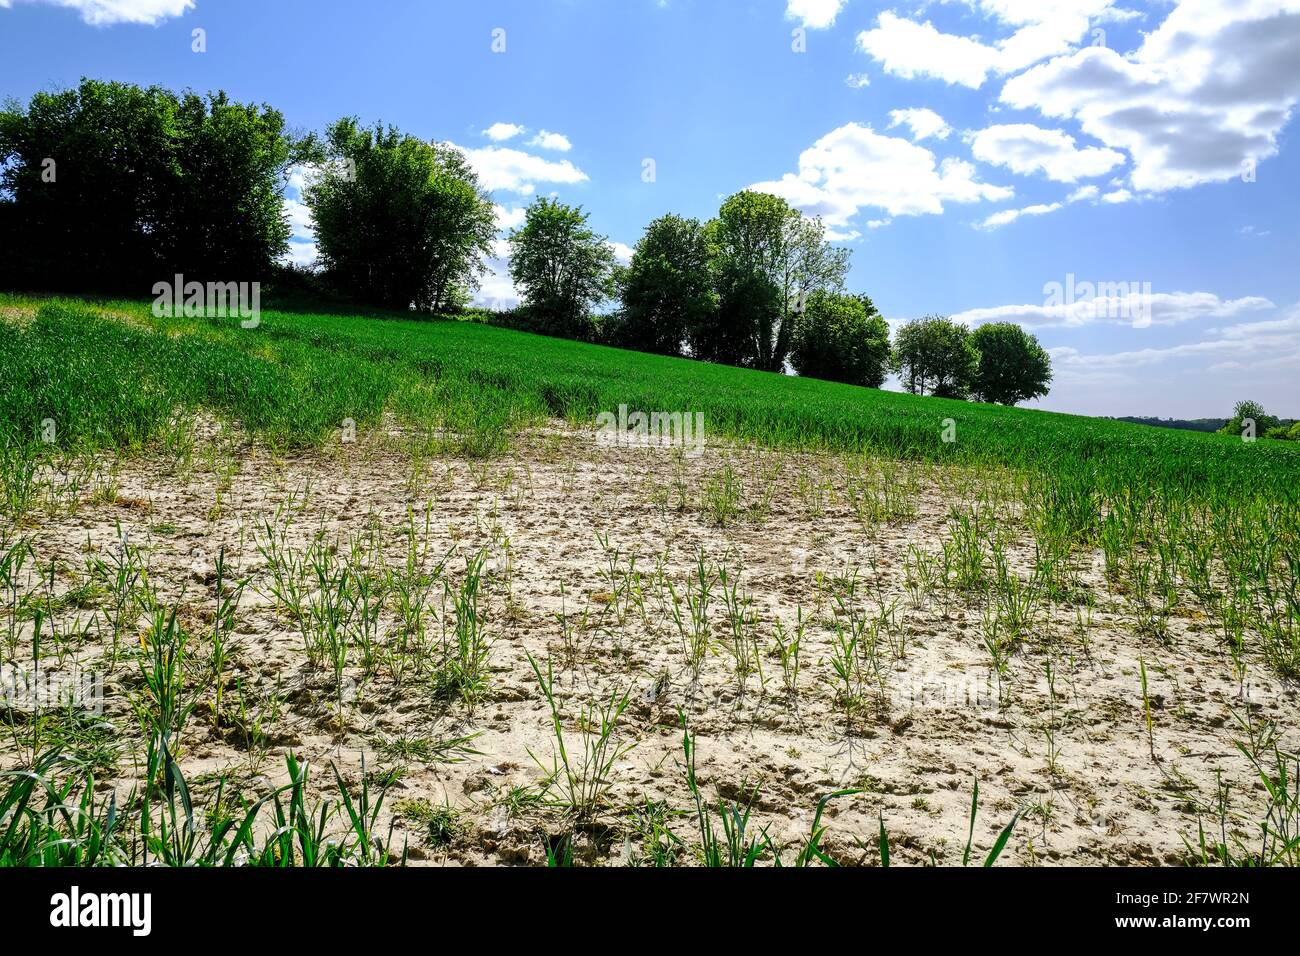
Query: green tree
305,119,495,312
699,191,849,371
0,78,299,292
790,292,891,387
614,214,715,356
507,197,616,339
968,322,1053,406
166,91,299,278
893,315,978,399
1219,400,1280,438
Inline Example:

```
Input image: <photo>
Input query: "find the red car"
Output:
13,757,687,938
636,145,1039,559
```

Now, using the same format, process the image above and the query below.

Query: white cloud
858,12,1000,88
1050,315,1300,370
283,196,313,234
283,240,318,270
609,241,635,264
888,107,952,141
845,73,871,89
1000,1,1300,192
1100,188,1133,204
786,0,846,30
970,123,1124,182
953,291,1275,329
1066,184,1099,202
978,201,1062,230
0,0,192,24
856,2,1119,89
483,123,526,142
493,204,527,231
280,166,318,269
749,122,1013,234
528,130,572,152
453,144,588,196
473,239,519,311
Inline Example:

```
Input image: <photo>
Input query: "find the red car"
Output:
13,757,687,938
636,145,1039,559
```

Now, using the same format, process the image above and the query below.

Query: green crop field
4,292,1296,491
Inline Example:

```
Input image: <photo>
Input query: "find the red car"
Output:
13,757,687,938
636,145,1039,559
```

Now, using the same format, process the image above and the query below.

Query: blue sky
2,0,1298,418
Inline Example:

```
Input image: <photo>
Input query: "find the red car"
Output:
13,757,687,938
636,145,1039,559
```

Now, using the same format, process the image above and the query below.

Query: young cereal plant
527,653,634,823
718,562,762,691
87,524,150,667
130,605,206,757
667,551,714,681
439,549,492,711
827,618,865,733
679,717,772,867
771,608,806,701
980,604,1014,704
1,534,33,664
702,464,742,527
207,546,251,725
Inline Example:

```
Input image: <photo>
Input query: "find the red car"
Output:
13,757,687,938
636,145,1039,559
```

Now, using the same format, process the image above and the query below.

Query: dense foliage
700,191,849,372
968,322,1053,406
789,292,891,387
304,119,495,312
507,197,616,339
893,315,980,399
612,214,714,356
0,78,298,293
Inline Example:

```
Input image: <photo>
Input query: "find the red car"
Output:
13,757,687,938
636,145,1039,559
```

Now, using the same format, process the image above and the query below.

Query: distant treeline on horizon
1107,416,1298,433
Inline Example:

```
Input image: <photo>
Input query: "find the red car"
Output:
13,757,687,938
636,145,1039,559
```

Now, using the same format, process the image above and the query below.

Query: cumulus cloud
452,144,588,196
888,107,952,142
472,239,519,311
482,123,526,142
0,0,192,24
786,0,847,30
493,204,527,232
856,2,1120,89
748,122,1012,236
280,166,317,270
970,123,1124,182
528,130,572,152
953,290,1275,329
283,240,318,270
283,196,313,234
976,176,1110,229
858,12,1000,88
999,0,1300,192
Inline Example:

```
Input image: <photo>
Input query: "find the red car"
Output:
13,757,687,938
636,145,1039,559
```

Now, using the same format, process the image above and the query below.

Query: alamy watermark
152,274,261,329
1,663,104,715
50,886,151,936
1043,273,1153,328
596,405,705,457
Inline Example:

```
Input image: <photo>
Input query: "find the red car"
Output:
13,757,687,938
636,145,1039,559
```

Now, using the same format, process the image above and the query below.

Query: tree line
0,78,1052,406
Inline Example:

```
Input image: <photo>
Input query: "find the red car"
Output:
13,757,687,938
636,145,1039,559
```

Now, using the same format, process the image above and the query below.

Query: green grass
3,293,1297,498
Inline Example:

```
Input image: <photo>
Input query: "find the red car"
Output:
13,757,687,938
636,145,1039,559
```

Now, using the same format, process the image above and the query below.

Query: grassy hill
2,294,1297,510
0,291,1294,535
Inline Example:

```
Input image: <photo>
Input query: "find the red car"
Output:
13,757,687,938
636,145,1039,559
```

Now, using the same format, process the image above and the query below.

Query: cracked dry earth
3,424,1297,866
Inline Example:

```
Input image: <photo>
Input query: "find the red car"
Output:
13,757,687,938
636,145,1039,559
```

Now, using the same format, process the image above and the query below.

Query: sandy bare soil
3,424,1296,865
